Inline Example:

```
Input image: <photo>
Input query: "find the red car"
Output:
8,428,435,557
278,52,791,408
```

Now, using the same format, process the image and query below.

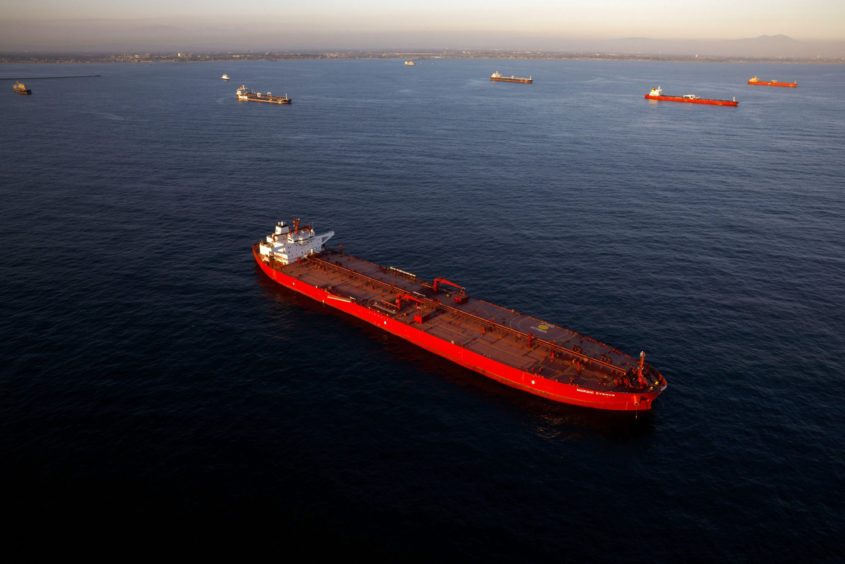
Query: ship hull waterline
644,94,738,107
238,96,291,105
490,77,533,84
254,246,664,412
748,81,797,88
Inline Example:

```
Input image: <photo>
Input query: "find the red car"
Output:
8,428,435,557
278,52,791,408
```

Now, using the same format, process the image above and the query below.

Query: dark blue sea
1,59,843,560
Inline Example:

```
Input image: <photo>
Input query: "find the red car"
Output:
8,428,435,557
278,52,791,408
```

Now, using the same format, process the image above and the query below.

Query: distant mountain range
595,35,845,58
0,18,843,60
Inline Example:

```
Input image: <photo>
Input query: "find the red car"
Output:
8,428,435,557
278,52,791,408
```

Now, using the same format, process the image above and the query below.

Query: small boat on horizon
221,73,230,80
747,76,797,88
644,86,738,107
12,81,32,95
404,60,416,66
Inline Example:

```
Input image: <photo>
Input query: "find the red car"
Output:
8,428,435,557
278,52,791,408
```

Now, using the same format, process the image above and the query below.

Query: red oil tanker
254,220,667,411
644,86,738,107
747,76,798,88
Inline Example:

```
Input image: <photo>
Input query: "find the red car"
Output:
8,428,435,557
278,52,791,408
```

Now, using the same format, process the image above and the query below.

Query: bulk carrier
254,220,667,412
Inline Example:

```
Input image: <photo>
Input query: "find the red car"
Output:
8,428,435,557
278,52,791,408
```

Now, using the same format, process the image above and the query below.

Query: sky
1,0,843,53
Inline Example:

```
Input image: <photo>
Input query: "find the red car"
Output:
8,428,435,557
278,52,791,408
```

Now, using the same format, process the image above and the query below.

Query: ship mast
637,351,648,386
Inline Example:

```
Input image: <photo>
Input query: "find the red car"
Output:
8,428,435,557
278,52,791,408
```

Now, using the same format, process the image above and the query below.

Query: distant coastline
1,50,842,65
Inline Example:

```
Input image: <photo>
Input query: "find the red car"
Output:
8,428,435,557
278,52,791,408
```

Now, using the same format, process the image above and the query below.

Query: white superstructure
648,86,663,96
258,220,334,265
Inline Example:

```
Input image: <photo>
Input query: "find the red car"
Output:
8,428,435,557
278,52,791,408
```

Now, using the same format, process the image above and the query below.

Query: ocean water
1,59,843,560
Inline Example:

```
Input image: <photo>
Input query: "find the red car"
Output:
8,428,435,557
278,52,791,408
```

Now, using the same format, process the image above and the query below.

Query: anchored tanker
747,76,797,88
644,86,738,107
236,84,291,105
254,220,667,411
490,71,533,84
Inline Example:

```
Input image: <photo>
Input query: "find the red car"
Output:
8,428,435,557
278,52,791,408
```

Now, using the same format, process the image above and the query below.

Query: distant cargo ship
747,76,797,88
490,71,533,84
644,86,737,107
236,85,291,105
253,219,667,411
12,81,31,95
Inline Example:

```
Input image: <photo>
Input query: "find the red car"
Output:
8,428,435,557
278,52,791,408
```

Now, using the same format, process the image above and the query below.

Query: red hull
490,77,533,84
644,94,738,107
747,80,797,88
254,246,665,411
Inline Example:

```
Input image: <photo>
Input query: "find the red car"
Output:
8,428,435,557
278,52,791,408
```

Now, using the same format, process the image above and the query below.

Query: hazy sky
1,0,843,52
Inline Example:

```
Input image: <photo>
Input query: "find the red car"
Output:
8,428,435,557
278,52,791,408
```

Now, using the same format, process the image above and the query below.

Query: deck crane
432,278,469,304
394,293,435,324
